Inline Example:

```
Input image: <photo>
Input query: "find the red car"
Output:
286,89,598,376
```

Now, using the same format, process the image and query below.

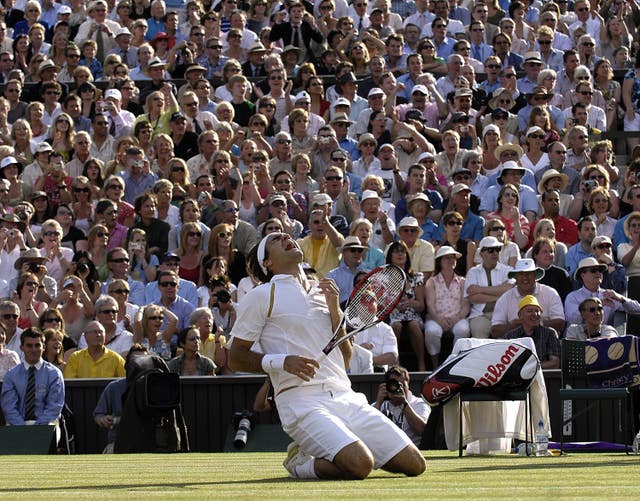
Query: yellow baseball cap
518,295,542,312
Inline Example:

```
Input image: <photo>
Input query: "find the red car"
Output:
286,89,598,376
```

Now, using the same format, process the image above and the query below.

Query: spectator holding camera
0,214,30,289
208,278,236,338
49,275,95,342
14,272,47,330
372,366,430,447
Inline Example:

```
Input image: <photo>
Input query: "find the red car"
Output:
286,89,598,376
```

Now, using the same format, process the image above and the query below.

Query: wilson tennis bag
421,342,540,406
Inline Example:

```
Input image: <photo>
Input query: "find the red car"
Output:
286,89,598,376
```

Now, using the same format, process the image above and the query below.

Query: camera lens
385,379,401,394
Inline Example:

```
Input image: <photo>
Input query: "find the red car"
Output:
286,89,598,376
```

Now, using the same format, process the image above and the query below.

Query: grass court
0,451,638,499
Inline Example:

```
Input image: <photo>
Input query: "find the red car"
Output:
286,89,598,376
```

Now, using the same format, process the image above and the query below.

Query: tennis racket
317,264,407,363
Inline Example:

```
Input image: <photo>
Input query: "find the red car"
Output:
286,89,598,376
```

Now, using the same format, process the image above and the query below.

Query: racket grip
316,352,328,365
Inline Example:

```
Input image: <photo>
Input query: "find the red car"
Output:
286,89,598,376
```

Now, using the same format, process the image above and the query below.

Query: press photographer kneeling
372,366,431,447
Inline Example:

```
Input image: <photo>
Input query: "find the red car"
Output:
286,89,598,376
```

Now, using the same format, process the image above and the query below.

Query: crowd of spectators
0,0,640,396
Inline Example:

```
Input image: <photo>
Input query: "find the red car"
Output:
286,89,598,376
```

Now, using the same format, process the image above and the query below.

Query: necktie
358,17,363,31
473,45,481,61
291,24,300,47
109,118,116,136
25,366,36,421
96,29,105,62
193,118,202,134
121,49,129,67
482,267,495,313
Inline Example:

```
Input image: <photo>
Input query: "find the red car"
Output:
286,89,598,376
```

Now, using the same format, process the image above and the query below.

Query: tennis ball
585,345,598,365
607,342,624,360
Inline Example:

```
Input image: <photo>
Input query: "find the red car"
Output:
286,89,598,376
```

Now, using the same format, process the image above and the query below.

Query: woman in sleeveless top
424,246,470,369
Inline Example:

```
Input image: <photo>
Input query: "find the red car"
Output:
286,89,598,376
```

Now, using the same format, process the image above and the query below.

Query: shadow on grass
0,478,292,493
449,457,639,473
0,474,428,493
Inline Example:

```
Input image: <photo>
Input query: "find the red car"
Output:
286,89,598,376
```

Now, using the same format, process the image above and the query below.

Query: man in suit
242,42,268,78
0,328,65,425
269,2,323,63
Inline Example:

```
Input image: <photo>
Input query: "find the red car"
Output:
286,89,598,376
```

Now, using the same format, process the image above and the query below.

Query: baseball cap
161,252,180,263
104,89,121,101
170,111,187,122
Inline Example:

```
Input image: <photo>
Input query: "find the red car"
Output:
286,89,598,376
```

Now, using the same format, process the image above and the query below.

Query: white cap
334,97,350,107
479,236,503,249
35,142,53,154
367,87,385,98
294,91,310,103
361,190,381,203
526,126,544,136
412,84,429,95
0,156,19,169
104,89,122,101
115,27,132,38
58,6,72,15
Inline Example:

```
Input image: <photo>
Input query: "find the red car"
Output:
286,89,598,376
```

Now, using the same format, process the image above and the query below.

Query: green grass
0,452,638,499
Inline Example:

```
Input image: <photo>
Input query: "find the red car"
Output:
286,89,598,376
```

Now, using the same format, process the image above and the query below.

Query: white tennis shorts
276,385,414,468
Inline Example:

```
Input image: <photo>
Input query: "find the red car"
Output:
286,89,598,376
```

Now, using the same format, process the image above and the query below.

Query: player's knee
404,451,427,477
343,457,374,480
335,443,374,480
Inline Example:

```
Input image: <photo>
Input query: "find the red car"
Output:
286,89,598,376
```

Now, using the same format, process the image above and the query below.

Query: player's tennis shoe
283,442,310,478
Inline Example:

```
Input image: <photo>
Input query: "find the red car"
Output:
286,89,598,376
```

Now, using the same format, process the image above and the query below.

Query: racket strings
346,268,405,328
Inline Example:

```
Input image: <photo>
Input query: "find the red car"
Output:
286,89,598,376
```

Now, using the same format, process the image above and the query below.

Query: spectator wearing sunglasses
565,297,619,341
465,236,513,340
101,247,145,306
534,26,564,73
0,300,22,354
565,257,640,326
144,252,198,308
153,270,195,330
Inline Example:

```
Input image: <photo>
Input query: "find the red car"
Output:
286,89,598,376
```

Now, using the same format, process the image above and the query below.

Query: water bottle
633,431,640,455
535,419,548,457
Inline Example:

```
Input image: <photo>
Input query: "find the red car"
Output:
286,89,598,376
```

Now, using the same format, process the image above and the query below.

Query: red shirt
530,216,579,247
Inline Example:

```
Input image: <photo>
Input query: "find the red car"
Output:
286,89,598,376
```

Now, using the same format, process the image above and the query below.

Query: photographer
372,366,430,447
0,214,30,289
208,278,236,338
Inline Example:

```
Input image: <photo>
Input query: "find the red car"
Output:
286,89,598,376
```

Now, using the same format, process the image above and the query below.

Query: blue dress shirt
0,361,64,425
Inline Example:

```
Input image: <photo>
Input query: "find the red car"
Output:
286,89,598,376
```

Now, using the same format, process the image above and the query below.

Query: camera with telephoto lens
27,262,41,273
214,289,231,304
232,410,255,449
584,179,598,192
384,367,404,396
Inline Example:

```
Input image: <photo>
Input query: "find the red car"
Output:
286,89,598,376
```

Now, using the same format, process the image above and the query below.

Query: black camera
16,210,28,221
385,378,402,394
384,367,404,396
214,289,231,304
77,263,89,274
27,262,41,273
405,109,424,122
232,410,255,449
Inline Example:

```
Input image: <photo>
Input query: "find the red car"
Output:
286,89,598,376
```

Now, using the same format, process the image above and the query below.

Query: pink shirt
432,272,464,319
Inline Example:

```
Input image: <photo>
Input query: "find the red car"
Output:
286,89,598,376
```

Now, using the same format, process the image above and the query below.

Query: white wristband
261,354,287,372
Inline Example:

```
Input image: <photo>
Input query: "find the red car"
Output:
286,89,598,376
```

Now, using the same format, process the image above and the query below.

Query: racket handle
316,352,328,365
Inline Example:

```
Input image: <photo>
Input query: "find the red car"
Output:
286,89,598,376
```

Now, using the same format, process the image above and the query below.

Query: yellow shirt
200,333,227,361
384,239,435,274
63,348,126,379
298,235,340,278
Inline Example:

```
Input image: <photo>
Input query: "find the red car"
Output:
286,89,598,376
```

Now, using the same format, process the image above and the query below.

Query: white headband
257,233,281,275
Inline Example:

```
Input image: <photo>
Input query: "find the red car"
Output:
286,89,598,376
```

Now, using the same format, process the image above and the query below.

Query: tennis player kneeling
229,233,426,479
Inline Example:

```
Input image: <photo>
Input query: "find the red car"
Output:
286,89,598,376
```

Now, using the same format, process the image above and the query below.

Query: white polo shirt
230,274,352,396
491,283,565,327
